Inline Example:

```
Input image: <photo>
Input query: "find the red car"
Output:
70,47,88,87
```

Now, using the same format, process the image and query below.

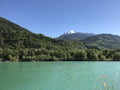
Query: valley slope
57,31,120,50
1,17,120,61
0,17,85,50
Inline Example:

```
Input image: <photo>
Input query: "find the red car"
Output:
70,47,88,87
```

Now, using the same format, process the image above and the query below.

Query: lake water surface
0,62,120,90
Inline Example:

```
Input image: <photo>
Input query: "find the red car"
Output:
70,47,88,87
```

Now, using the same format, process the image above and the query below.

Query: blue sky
0,0,120,37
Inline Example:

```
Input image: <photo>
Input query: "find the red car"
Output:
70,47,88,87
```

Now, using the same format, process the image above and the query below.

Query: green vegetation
1,17,120,62
1,48,120,62
83,34,120,49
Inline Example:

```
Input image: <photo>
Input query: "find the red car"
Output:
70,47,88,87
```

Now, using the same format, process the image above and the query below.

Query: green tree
98,54,106,60
87,50,98,60
74,50,87,60
113,52,120,60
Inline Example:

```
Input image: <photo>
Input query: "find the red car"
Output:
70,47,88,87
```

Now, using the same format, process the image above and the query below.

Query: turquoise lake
0,62,120,90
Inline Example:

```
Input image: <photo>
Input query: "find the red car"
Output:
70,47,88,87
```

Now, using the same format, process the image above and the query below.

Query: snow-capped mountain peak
57,31,95,40
65,30,76,34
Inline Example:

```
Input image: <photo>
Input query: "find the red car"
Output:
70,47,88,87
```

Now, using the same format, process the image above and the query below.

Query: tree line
1,48,120,62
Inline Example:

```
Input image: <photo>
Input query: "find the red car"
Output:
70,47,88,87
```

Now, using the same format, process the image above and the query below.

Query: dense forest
1,48,120,62
1,17,120,62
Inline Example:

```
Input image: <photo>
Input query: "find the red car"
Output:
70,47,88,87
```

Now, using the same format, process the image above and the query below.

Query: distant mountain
1,17,120,51
0,17,85,50
64,30,76,34
57,31,95,40
83,34,120,49
57,30,120,49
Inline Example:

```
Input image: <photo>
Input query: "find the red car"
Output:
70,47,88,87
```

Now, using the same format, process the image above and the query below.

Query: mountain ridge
0,17,85,50
1,17,120,61
1,17,120,50
82,34,120,49
57,31,120,50
56,31,95,40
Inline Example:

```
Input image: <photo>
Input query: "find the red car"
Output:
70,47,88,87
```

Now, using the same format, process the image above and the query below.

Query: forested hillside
0,17,85,50
1,17,120,62
83,34,120,49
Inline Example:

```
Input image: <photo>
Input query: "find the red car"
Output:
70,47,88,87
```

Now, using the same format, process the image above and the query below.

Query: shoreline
0,60,119,62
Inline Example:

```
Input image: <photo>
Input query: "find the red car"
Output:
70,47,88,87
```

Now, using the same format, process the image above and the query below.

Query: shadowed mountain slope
82,34,120,49
0,17,85,50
